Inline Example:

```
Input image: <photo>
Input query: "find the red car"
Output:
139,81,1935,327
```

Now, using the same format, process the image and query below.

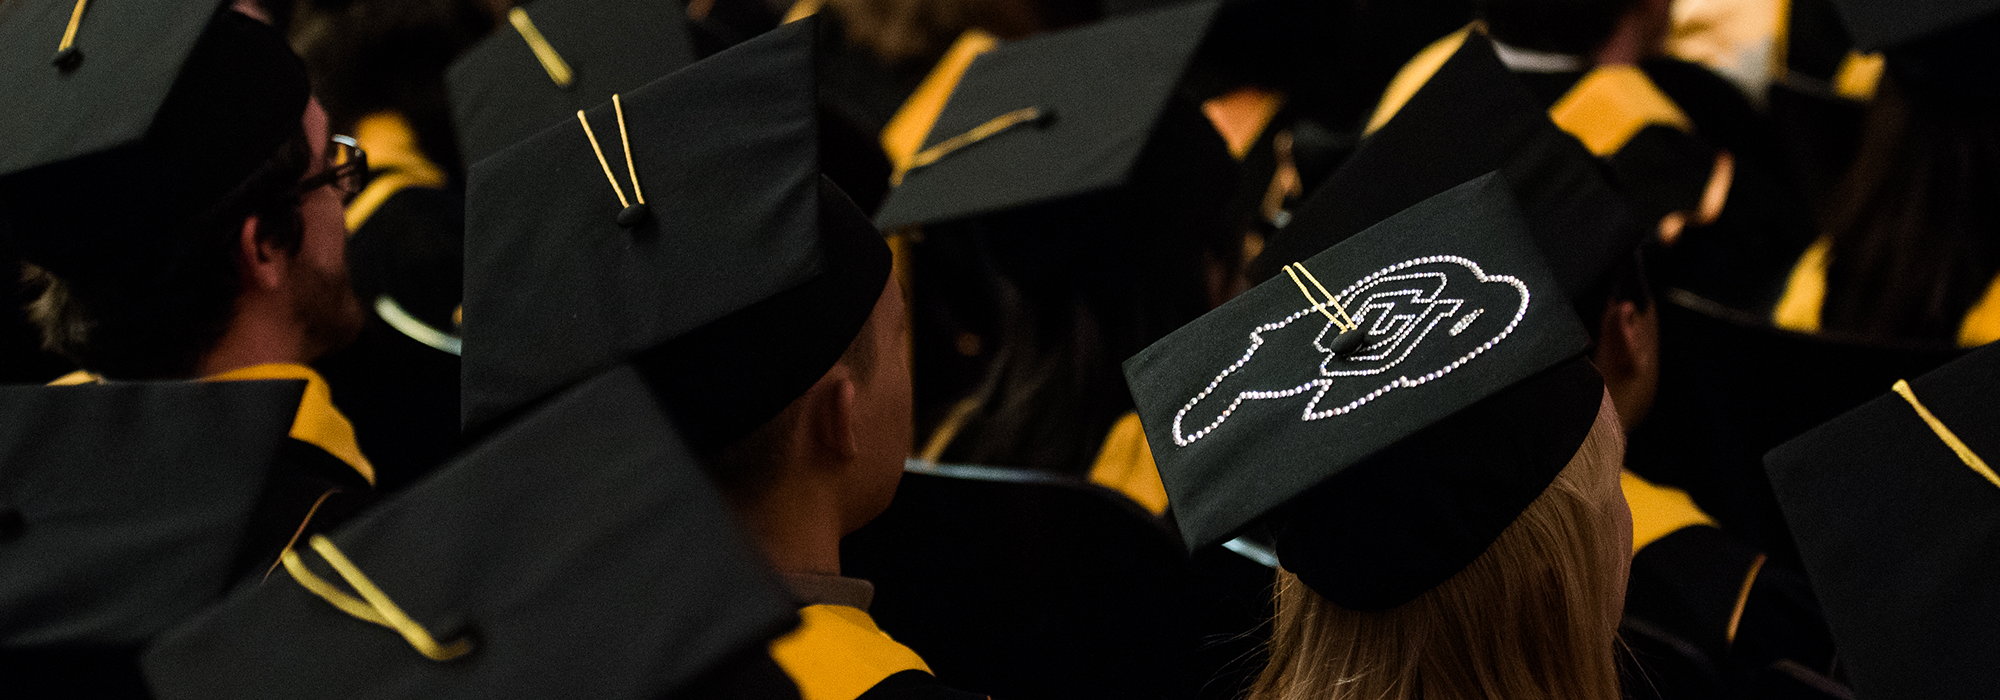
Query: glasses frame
295,134,368,205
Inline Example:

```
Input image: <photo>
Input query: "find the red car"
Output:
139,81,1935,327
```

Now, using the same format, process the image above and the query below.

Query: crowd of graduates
1,0,1997,697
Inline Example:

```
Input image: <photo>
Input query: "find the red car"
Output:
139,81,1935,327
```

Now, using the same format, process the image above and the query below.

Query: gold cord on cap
576,110,628,208
1283,263,1356,333
577,96,650,226
281,535,474,662
51,0,90,68
1891,379,2000,489
896,107,1049,185
509,7,574,88
613,95,644,205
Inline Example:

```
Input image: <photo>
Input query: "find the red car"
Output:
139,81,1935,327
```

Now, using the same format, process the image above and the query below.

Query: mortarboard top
0,0,309,278
1763,343,2000,699
872,1,1226,229
1124,173,1602,611
1249,32,1644,313
445,0,696,167
142,364,800,699
460,18,892,452
1827,0,2000,50
0,380,303,648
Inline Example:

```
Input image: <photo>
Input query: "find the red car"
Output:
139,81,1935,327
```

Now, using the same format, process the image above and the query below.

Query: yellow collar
206,363,375,485
769,604,932,700
54,365,376,485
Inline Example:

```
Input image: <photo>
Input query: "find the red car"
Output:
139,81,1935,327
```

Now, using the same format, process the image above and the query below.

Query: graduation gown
768,574,981,700
0,367,374,699
1618,471,1848,699
313,111,464,493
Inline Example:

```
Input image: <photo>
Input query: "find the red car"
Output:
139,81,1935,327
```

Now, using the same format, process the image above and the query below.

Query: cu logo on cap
1172,255,1531,446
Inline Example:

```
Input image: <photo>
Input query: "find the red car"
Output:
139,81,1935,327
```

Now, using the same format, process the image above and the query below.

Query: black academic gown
1621,524,1848,699
315,184,464,493
0,379,374,700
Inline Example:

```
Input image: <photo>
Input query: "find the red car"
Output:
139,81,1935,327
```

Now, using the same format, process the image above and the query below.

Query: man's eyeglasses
296,134,368,205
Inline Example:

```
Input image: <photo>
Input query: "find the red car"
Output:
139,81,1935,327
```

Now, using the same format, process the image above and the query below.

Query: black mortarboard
0,380,302,649
142,365,800,699
1249,33,1644,314
445,0,696,167
460,19,892,451
1124,173,1603,611
872,1,1226,229
1763,343,2000,699
0,0,309,278
1829,0,2000,103
1826,0,2000,50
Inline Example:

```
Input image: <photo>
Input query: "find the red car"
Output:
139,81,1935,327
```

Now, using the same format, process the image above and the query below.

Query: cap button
1328,327,1368,356
616,203,650,228
0,508,24,542
52,47,83,71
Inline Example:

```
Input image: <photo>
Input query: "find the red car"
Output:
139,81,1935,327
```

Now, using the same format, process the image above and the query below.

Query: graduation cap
1249,32,1645,315
0,380,303,650
1763,343,2000,699
460,18,893,451
1827,0,2000,50
1124,173,1603,611
142,364,800,699
445,0,696,167
1829,0,2000,102
872,0,1232,229
0,0,309,278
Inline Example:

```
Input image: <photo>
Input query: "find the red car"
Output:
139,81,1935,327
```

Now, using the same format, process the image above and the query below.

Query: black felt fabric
445,0,695,166
854,670,988,700
1606,125,1716,226
461,19,891,451
842,468,1205,700
1246,33,1643,309
0,4,309,278
1125,174,1600,609
872,1,1222,228
1826,0,2000,50
1765,342,2000,700
1625,298,1964,566
142,365,800,700
0,380,303,649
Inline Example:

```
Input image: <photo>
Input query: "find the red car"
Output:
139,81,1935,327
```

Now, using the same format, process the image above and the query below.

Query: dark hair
1819,74,2000,342
1476,0,1636,56
288,0,496,176
22,128,314,379
929,100,1244,475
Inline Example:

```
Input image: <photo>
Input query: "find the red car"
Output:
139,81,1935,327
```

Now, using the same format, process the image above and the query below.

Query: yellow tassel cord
1891,380,2000,490
56,0,89,52
898,107,1046,184
508,7,574,88
1283,263,1356,332
281,535,473,662
1724,554,1767,646
882,30,1000,181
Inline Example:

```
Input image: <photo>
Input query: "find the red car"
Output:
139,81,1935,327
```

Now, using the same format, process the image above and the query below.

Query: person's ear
808,364,861,462
237,215,290,291
1594,299,1660,430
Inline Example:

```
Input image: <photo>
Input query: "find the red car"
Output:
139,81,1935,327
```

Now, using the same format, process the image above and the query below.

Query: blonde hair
1248,393,1628,700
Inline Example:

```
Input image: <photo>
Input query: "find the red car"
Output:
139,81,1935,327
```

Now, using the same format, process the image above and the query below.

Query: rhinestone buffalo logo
1172,255,1531,446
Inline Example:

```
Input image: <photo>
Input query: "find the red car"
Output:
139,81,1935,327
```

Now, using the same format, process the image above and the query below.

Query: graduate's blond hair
1248,394,1627,700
